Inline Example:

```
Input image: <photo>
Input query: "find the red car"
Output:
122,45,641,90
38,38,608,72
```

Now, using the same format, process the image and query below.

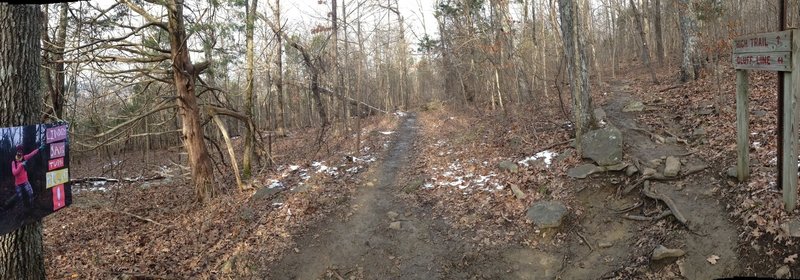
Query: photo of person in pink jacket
11,144,45,208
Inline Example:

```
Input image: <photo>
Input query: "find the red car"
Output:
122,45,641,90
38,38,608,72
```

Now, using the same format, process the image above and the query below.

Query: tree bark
0,3,46,279
243,0,258,178
653,0,664,64
677,0,699,82
630,0,659,84
167,0,215,202
558,0,594,153
272,0,286,137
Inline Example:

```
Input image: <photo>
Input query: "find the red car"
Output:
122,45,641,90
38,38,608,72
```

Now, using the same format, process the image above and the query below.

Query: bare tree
630,0,658,84
677,0,699,82
559,0,595,153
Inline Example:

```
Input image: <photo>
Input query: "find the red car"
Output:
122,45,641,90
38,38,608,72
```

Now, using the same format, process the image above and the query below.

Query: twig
575,230,594,251
657,84,683,92
112,210,167,227
607,201,643,214
535,138,574,154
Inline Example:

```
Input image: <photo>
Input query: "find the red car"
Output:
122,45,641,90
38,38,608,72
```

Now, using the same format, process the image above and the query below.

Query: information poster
0,122,71,235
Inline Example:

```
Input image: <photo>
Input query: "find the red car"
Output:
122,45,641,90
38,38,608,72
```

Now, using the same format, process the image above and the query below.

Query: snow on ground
379,131,395,135
429,159,503,193
518,150,558,168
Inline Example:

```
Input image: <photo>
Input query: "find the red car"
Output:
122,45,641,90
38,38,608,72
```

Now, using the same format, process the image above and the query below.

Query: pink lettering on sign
49,142,65,159
48,158,64,171
46,125,67,144
52,184,65,211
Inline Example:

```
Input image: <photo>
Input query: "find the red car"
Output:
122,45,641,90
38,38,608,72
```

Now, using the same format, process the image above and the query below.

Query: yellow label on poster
46,168,69,189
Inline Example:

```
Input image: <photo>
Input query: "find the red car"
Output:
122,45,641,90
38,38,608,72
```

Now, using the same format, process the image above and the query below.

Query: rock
726,166,738,179
664,156,681,177
626,165,639,176
290,184,312,193
697,107,715,115
648,159,663,167
510,183,527,199
526,201,568,229
623,100,645,112
580,126,623,166
781,219,800,237
776,265,792,279
651,245,685,261
238,207,256,223
599,242,613,248
693,127,707,137
387,211,399,221
643,168,657,177
389,221,402,230
366,182,375,187
498,161,519,173
593,108,607,121
568,164,602,179
403,178,425,193
252,187,282,201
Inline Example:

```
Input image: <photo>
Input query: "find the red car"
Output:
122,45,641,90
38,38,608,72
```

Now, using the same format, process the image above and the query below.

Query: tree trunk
272,0,286,136
243,0,258,179
630,0,659,84
167,0,215,202
677,0,699,82
558,0,594,153
653,0,664,64
0,4,46,279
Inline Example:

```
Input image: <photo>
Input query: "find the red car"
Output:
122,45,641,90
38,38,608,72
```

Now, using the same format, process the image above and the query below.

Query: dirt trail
604,80,741,278
267,82,742,279
267,115,462,279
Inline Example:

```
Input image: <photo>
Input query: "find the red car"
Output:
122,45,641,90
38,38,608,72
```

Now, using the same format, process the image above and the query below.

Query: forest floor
42,62,800,279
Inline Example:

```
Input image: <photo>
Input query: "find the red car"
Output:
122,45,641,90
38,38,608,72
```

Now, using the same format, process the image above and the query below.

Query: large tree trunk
167,0,215,202
243,0,258,178
677,0,699,82
558,0,594,154
0,4,46,279
630,0,658,84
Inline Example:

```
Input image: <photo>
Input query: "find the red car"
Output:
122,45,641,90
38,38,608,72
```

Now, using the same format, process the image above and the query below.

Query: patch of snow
346,166,361,173
518,150,559,167
289,165,300,171
394,111,407,117
353,155,376,163
423,182,434,189
268,180,284,189
312,161,339,176
380,131,395,135
92,181,107,187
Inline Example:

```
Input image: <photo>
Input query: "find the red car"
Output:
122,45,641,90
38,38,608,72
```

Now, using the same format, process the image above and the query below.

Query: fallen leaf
784,253,798,264
707,255,720,265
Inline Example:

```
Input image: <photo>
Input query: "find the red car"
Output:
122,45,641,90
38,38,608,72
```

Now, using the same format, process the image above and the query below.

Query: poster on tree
0,122,71,235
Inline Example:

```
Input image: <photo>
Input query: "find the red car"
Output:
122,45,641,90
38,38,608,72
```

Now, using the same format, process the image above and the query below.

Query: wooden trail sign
733,29,799,211
734,30,793,72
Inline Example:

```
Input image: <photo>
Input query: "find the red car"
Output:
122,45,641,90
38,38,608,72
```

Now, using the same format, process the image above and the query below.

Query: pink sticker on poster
48,158,64,171
46,125,67,144
52,184,65,211
49,142,65,159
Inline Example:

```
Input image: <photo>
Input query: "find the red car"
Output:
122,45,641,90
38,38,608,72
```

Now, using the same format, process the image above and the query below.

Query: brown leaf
706,255,719,265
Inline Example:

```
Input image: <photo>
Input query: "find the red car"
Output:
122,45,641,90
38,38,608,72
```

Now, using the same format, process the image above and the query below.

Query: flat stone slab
568,164,602,179
526,201,568,229
652,245,685,260
623,100,645,112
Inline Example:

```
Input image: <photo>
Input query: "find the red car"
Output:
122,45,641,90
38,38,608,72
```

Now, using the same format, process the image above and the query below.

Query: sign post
733,29,798,211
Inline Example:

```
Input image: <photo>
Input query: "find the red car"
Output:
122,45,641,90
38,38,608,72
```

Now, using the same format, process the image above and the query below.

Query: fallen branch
658,84,683,92
112,210,167,227
70,177,119,184
623,210,673,221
